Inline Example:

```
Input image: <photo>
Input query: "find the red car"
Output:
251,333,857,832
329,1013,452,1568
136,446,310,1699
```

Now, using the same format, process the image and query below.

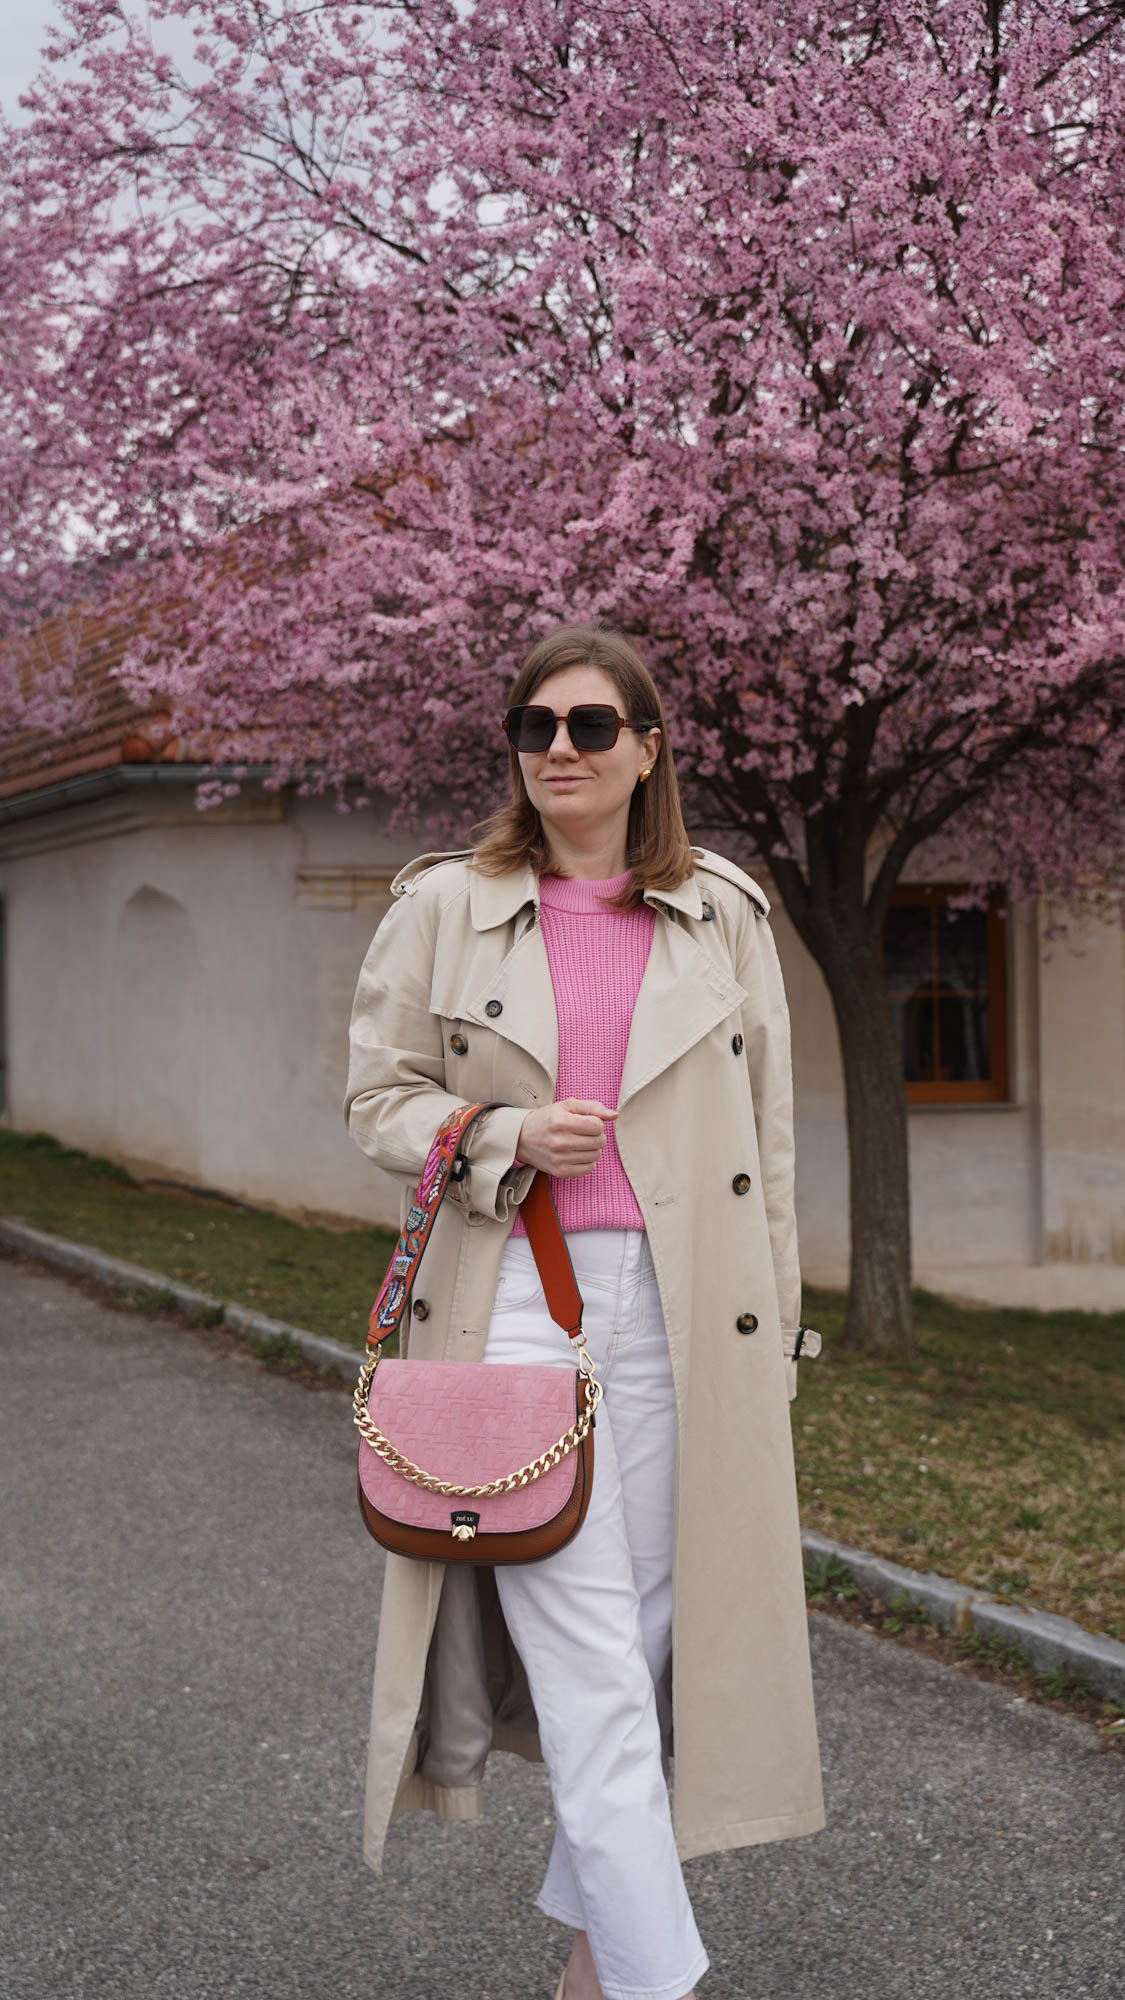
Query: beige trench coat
344,845,826,1876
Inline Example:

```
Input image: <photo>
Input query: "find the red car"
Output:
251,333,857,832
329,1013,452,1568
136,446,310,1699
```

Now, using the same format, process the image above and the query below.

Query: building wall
113,884,203,1180
0,785,410,1227
1037,902,1125,1265
1,788,1122,1269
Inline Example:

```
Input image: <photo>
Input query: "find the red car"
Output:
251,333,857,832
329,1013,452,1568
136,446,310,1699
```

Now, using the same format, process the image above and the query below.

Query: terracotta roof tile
0,606,207,803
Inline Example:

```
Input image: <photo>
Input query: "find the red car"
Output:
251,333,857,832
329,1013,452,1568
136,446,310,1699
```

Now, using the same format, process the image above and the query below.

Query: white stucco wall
113,884,203,1180
0,783,1121,1273
0,784,412,1228
1037,902,1125,1265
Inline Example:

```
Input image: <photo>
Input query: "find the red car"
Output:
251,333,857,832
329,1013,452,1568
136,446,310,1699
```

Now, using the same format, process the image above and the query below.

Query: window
881,885,1009,1103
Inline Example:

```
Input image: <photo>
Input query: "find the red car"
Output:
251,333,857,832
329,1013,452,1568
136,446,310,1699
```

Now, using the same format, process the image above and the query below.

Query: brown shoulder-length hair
470,624,695,910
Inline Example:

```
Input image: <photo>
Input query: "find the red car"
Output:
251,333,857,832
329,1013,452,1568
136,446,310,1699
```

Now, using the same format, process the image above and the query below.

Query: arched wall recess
112,886,202,1179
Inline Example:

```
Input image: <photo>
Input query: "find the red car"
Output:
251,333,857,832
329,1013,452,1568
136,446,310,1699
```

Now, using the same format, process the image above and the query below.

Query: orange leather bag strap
367,1101,583,1351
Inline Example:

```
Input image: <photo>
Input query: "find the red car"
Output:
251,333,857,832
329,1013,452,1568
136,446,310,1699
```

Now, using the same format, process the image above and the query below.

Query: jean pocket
492,1268,545,1315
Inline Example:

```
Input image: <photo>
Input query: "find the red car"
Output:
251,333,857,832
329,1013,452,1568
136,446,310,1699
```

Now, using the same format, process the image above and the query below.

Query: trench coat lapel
458,918,559,1083
453,859,558,1081
617,908,748,1113
453,856,748,1107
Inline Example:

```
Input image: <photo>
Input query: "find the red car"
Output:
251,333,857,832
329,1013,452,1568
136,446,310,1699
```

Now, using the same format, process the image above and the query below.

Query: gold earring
639,768,652,783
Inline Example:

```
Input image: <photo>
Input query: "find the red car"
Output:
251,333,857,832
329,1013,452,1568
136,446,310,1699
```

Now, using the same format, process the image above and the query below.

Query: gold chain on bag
352,1341,603,1500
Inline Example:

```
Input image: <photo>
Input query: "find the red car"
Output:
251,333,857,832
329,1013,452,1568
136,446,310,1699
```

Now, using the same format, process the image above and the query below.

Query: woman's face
516,664,661,847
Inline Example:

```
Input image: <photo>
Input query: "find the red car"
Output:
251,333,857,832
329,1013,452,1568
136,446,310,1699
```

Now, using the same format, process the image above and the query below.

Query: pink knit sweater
509,868,655,1236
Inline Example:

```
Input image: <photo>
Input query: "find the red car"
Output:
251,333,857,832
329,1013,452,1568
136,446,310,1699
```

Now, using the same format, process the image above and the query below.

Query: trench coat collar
467,853,706,930
459,852,742,1110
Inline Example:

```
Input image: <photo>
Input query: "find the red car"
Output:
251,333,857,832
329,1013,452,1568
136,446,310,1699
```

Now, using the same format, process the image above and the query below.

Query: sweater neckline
538,868,636,914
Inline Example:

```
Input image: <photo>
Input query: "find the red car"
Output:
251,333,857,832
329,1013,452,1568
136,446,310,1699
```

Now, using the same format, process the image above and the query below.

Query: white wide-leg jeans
483,1227,709,2000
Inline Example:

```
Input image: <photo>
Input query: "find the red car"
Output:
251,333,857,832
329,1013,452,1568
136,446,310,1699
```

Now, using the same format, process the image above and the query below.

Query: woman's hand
515,1099,618,1178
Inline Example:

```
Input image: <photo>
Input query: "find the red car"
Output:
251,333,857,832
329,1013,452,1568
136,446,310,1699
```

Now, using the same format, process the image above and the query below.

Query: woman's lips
542,775,586,786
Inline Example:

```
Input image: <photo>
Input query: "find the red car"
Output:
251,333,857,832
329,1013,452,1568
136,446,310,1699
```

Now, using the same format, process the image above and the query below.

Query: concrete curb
0,1218,363,1381
4,1215,1123,1705
801,1527,1125,1705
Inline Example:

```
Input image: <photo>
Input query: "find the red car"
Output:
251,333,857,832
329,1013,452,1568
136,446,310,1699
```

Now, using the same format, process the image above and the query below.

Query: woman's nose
547,718,578,756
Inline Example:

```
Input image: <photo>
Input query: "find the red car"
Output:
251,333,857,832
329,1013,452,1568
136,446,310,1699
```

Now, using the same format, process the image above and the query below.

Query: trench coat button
732,1172,752,1196
701,901,715,920
485,1000,503,1017
736,1312,759,1335
731,1032,744,1055
412,1298,430,1321
449,1033,469,1055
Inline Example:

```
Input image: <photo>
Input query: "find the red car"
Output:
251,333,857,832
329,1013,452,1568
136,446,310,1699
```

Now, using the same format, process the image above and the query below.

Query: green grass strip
0,1129,397,1355
796,1281,1124,1640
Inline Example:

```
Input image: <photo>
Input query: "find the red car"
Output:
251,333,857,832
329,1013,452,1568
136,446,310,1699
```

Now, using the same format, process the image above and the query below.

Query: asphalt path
2,1258,1121,2000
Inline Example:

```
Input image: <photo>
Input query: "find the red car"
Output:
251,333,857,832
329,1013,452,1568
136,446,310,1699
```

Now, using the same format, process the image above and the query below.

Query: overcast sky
1,0,203,121
0,0,65,120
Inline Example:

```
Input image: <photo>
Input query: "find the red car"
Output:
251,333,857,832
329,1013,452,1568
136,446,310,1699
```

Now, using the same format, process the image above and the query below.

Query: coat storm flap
345,846,826,1875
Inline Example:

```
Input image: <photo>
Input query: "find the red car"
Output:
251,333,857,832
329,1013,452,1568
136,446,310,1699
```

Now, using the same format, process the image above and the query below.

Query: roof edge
0,764,279,825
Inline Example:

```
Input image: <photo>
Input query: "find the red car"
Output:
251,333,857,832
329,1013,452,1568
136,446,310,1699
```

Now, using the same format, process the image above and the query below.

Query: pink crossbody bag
353,1101,602,1564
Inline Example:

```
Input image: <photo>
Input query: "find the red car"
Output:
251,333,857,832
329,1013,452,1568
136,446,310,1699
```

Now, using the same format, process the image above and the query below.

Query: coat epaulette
390,850,476,898
691,847,771,918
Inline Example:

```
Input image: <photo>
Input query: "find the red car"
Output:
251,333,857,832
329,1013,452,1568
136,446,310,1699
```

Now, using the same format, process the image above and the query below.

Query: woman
345,624,825,2000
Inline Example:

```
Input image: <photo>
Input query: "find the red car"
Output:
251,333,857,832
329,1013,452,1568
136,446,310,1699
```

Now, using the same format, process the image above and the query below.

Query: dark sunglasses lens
508,704,621,751
568,706,620,751
507,706,555,751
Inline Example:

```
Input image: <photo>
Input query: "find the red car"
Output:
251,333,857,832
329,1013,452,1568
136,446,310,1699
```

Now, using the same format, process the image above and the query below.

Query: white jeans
483,1227,709,2000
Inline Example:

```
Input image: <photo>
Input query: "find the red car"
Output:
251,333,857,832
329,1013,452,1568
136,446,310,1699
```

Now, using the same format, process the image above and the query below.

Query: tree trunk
818,931,915,1355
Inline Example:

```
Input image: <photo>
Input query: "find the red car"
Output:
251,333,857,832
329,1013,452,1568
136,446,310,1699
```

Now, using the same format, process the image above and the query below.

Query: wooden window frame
882,884,1010,1105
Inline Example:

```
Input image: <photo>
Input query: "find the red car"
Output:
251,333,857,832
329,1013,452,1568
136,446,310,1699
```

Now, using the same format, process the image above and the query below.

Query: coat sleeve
733,897,805,1400
344,887,535,1222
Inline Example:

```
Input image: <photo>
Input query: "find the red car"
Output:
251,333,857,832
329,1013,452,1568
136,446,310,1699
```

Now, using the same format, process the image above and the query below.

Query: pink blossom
0,0,1120,915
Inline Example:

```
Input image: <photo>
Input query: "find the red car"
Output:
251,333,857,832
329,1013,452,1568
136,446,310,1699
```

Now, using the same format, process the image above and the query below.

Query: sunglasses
502,703,657,755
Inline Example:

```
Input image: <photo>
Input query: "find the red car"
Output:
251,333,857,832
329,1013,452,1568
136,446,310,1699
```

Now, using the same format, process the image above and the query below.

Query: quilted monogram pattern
358,1360,581,1532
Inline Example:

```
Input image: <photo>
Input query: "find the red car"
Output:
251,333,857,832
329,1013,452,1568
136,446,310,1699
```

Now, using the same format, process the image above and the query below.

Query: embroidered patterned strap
367,1101,585,1351
367,1102,497,1349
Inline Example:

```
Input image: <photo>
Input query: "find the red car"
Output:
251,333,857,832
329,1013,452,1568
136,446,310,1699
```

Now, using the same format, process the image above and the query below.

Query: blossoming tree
5,0,1125,1351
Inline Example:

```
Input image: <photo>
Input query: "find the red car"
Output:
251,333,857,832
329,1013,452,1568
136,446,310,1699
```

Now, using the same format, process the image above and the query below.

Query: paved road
2,1258,1121,2000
